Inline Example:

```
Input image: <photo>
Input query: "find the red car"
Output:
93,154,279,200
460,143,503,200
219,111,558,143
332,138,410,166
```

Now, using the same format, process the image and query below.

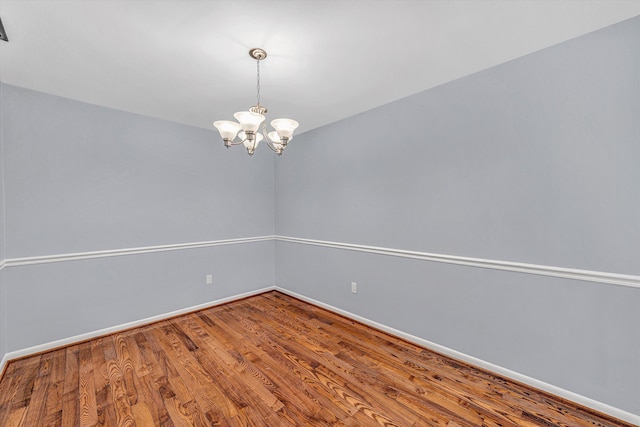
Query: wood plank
61,345,80,427
78,343,99,427
0,291,634,426
42,349,65,426
20,352,54,426
105,339,137,427
91,337,115,426
124,333,174,426
143,322,219,426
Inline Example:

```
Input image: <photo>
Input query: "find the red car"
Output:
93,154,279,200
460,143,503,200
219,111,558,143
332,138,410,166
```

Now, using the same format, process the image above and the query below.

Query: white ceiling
1,0,639,135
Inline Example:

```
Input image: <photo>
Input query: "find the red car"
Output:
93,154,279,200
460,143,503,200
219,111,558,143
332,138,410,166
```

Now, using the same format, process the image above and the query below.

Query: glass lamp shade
268,131,286,146
242,132,263,150
213,120,242,141
271,118,299,139
268,131,283,144
234,111,265,132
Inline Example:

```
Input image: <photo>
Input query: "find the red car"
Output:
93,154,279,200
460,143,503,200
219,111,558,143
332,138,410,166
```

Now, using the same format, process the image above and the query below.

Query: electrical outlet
206,274,213,285
351,282,357,294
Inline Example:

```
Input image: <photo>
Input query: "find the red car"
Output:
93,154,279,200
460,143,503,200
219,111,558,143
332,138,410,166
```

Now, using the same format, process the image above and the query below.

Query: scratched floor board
0,290,634,426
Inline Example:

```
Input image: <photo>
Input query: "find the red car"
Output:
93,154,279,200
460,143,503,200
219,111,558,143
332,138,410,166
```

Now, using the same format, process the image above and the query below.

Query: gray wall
275,16,640,415
0,266,4,364
0,83,5,362
3,84,275,258
1,83,275,352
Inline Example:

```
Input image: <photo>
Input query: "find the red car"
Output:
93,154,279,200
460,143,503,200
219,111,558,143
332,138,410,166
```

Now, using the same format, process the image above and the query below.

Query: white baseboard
0,353,8,378
275,287,640,426
3,286,276,362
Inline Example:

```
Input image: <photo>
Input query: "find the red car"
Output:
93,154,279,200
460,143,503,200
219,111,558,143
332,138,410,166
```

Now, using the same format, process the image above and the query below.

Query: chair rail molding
1,235,638,289
275,236,640,289
2,236,275,267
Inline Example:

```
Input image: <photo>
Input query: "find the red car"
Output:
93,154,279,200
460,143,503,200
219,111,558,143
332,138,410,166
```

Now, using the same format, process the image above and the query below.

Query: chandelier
214,48,299,156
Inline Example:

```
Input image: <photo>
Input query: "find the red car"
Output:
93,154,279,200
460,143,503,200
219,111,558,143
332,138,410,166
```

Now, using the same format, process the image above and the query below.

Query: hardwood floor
0,291,634,426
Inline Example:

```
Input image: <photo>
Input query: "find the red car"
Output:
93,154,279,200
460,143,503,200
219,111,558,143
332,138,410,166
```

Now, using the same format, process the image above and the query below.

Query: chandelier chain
256,57,261,106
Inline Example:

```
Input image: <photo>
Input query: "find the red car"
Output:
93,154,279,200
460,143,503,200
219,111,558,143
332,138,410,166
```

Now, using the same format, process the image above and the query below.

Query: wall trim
3,236,275,268
2,286,276,363
275,236,640,289
1,260,5,378
275,287,640,425
0,353,9,382
2,235,639,289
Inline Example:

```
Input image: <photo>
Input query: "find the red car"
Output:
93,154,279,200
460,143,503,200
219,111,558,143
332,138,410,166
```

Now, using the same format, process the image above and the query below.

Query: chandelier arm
228,140,245,146
260,123,278,153
264,139,279,153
